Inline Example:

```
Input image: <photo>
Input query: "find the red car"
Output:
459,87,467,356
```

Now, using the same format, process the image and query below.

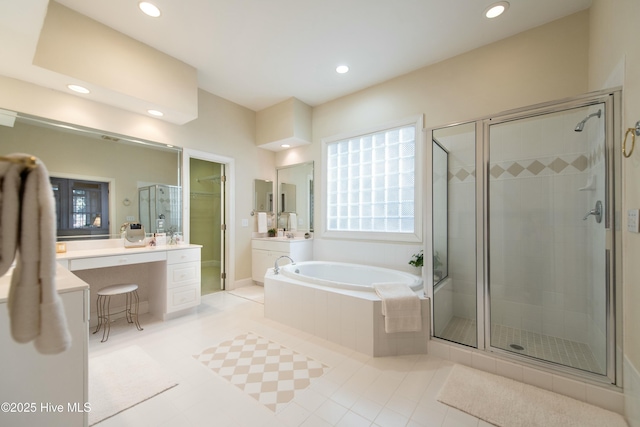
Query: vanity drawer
167,284,200,313
167,261,200,287
167,248,201,264
69,252,166,271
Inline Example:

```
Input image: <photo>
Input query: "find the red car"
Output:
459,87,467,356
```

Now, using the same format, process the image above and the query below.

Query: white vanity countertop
56,243,202,261
252,237,312,242
0,264,89,303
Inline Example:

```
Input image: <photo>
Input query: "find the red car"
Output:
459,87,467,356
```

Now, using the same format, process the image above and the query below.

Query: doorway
189,158,225,294
487,102,609,376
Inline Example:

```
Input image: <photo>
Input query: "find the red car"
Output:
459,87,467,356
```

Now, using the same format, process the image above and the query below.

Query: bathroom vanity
0,265,90,427
57,243,202,321
251,237,312,283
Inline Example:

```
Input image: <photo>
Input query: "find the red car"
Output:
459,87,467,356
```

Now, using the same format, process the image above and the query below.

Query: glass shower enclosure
138,184,182,235
429,89,621,383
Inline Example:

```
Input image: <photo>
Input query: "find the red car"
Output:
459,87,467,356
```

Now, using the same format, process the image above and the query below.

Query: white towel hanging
257,212,268,233
288,213,297,232
3,153,72,354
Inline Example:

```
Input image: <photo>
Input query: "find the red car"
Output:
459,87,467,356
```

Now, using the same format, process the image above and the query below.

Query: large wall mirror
0,110,182,241
276,162,314,232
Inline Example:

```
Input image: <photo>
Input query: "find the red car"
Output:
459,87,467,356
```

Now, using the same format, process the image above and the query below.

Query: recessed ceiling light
484,1,509,19
147,109,164,117
67,84,90,94
281,144,291,148
139,2,161,18
336,65,349,74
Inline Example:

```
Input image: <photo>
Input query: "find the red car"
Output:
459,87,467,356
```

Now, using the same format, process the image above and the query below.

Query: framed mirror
254,179,273,212
0,110,182,241
276,162,314,232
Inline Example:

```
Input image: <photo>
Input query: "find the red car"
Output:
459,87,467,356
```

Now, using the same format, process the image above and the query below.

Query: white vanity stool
94,283,144,342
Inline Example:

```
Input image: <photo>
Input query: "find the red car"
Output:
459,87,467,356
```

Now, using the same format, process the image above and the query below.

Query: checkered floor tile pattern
193,332,328,412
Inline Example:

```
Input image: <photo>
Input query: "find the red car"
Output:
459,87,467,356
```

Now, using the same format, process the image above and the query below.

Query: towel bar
0,155,38,169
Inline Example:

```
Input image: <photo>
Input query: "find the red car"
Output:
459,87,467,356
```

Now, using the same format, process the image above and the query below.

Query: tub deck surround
264,261,429,357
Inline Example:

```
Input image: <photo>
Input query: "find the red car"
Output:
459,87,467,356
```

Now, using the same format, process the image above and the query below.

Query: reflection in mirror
254,179,273,212
0,111,182,241
431,122,477,347
139,185,182,234
51,177,110,239
276,162,313,232
280,183,296,212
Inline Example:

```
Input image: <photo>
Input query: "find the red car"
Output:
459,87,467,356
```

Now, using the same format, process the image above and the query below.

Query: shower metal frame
428,88,622,385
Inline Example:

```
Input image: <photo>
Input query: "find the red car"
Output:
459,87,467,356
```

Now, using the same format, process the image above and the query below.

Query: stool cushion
97,284,139,296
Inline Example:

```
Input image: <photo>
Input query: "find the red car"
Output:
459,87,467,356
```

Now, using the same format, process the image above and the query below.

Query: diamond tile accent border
449,153,596,183
193,333,329,412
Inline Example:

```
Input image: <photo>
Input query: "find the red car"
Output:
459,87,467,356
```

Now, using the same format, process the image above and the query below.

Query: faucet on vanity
273,255,295,275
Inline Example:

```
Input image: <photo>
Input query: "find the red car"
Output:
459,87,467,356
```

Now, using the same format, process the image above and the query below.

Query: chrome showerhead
575,109,602,132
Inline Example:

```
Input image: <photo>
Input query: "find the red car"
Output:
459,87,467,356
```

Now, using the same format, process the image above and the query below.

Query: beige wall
279,11,590,269
589,0,640,384
0,76,274,282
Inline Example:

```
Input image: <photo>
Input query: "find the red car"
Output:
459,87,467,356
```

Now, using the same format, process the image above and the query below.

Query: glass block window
326,124,416,235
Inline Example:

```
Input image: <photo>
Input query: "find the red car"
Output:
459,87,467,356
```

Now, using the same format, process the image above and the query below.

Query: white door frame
182,148,235,291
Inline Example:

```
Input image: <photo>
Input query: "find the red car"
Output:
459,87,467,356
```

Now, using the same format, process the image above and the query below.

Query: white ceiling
0,0,592,115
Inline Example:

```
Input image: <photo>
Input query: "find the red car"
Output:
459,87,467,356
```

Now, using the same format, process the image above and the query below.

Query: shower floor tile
438,317,604,374
439,316,477,347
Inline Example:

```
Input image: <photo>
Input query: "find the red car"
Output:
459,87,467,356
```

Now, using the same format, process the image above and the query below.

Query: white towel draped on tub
2,153,71,354
373,282,422,333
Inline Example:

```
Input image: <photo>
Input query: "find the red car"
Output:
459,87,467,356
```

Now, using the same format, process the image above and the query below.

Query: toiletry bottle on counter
277,228,284,237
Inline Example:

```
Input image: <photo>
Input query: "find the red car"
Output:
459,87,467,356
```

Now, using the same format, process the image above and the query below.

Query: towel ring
623,121,640,158
623,128,635,158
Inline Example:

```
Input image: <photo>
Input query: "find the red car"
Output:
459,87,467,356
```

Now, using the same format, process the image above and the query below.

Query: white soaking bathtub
279,261,423,292
264,261,430,357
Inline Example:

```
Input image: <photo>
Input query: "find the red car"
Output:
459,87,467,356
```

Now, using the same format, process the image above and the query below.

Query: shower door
486,100,613,377
431,122,478,347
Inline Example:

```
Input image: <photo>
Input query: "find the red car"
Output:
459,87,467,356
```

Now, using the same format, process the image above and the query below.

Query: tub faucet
274,256,295,275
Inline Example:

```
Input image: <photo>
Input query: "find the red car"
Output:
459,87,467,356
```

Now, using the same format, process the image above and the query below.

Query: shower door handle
583,200,603,223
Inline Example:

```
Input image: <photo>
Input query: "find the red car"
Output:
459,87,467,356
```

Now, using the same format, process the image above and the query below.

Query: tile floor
439,317,603,375
90,287,492,427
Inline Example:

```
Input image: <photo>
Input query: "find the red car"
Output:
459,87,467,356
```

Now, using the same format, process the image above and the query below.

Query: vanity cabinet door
0,289,88,427
251,248,274,282
251,239,312,283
